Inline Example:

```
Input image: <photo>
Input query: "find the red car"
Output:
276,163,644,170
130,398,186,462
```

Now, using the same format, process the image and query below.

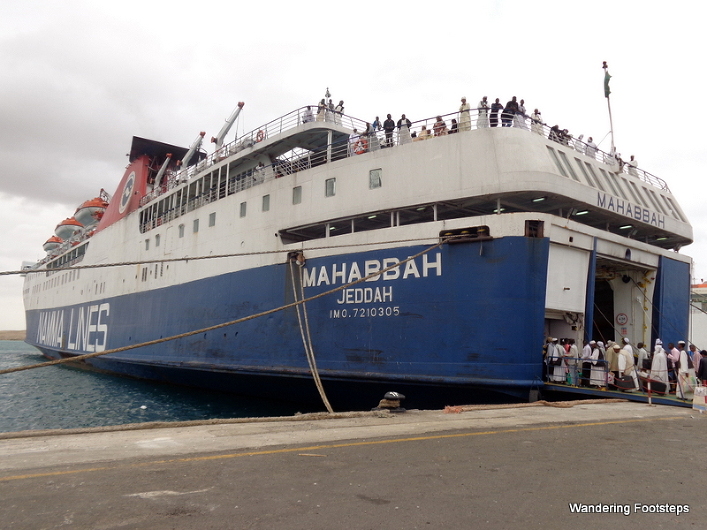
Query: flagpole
603,61,615,154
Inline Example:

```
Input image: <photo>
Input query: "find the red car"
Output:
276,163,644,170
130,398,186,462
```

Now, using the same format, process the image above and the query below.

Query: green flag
604,70,611,98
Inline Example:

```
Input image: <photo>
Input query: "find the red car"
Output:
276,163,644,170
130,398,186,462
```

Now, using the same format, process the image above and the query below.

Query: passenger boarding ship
22,99,693,409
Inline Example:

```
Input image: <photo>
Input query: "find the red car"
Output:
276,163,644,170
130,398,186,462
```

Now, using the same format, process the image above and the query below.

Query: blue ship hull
27,237,551,409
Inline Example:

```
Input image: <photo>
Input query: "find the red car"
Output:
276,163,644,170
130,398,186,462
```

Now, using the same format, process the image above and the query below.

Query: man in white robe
676,345,694,399
530,109,543,135
649,340,669,393
616,344,639,391
565,339,579,385
458,97,471,131
549,338,566,383
636,342,649,372
477,97,489,128
590,342,606,387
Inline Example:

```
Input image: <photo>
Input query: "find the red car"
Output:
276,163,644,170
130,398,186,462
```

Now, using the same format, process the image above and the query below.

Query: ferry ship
22,99,693,410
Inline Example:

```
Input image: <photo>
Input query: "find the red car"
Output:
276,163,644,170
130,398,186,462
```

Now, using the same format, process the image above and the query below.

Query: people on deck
627,155,638,176
397,114,412,145
514,99,528,129
383,114,395,147
302,106,314,123
530,109,543,135
316,99,326,121
458,97,471,131
334,100,344,125
433,116,448,136
490,98,503,127
477,96,489,128
501,96,518,127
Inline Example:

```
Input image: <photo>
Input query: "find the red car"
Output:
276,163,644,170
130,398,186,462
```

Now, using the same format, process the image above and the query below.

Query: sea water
0,341,313,433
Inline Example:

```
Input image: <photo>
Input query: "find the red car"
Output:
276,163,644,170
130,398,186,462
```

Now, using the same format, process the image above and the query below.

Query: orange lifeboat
43,235,63,253
74,197,109,227
55,217,83,240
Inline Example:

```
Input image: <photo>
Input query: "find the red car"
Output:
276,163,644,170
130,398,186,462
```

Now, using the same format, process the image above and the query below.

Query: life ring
256,130,265,142
354,138,368,155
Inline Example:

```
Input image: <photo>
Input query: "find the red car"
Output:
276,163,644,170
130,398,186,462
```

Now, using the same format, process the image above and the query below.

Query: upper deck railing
140,104,669,208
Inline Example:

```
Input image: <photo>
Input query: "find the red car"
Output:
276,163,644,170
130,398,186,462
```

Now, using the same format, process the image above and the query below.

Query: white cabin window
369,169,382,189
293,186,302,205
209,212,216,227
262,194,270,212
240,202,247,217
193,219,199,233
178,224,185,238
145,239,150,250
325,178,336,197
155,234,161,247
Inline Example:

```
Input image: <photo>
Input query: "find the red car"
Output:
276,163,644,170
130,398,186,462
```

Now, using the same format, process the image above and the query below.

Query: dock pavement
1,399,704,529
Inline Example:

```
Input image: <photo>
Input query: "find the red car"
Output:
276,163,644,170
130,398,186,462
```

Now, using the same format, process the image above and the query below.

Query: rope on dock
0,399,629,440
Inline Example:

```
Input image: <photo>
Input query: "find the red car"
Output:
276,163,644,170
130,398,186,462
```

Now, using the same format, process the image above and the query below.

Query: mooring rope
1,235,444,277
0,240,445,376
289,258,333,413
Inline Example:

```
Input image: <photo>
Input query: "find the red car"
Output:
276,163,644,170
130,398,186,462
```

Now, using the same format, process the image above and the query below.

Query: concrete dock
1,399,704,529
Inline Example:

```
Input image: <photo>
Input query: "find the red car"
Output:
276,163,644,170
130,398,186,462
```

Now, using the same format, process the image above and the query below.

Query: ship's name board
35,303,110,352
597,192,665,228
302,252,442,290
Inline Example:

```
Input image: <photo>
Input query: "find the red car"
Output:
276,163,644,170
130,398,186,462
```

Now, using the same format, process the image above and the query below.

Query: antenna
602,61,615,154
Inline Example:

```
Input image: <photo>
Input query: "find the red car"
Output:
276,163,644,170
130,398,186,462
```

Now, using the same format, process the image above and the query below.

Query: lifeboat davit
74,197,109,227
55,217,83,240
43,236,63,253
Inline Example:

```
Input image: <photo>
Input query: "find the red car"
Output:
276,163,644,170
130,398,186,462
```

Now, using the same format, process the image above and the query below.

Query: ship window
325,178,336,197
209,212,216,226
193,219,199,233
558,151,580,181
399,205,436,225
262,194,270,212
546,147,568,178
525,220,544,238
369,169,382,189
293,186,302,205
155,234,161,247
179,224,185,238
328,219,353,237
240,202,247,217
352,212,393,232
145,239,150,250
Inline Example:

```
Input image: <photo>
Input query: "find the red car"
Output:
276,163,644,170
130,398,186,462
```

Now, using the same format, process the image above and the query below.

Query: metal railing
140,105,669,211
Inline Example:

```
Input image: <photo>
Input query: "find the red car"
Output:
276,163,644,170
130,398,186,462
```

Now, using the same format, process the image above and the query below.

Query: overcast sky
1,1,704,330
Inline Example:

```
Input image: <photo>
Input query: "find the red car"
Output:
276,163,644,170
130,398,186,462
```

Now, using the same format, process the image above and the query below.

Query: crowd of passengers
302,96,639,176
543,336,707,399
